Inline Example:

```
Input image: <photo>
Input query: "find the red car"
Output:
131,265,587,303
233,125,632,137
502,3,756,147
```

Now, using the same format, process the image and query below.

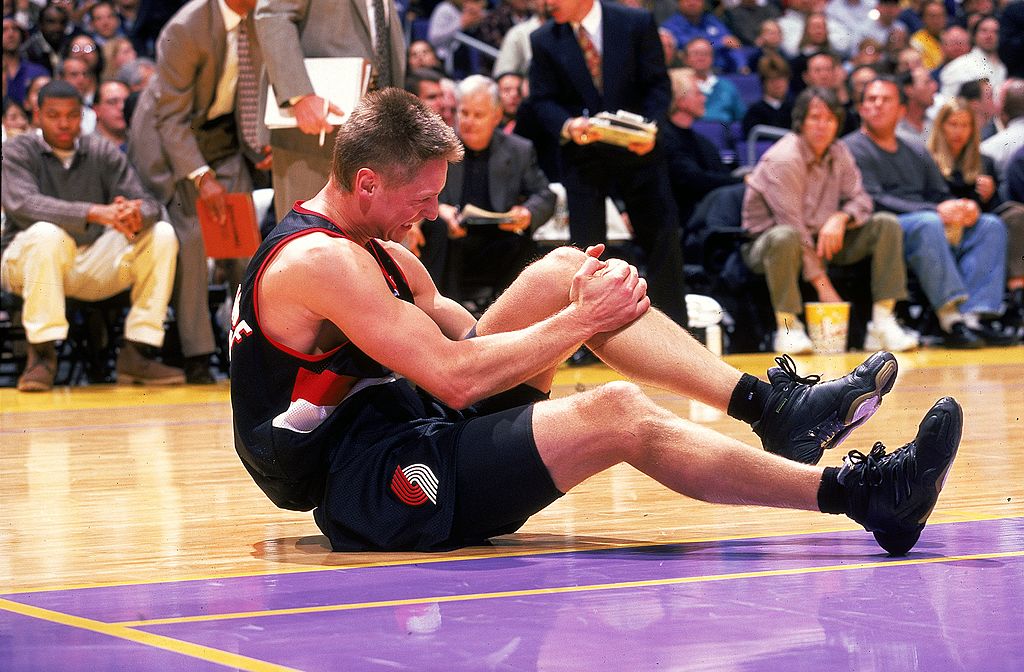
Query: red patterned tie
576,25,602,92
236,20,261,154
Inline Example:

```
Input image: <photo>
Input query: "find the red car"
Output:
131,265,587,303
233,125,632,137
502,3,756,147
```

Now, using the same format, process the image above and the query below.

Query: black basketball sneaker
754,352,898,465
840,397,963,556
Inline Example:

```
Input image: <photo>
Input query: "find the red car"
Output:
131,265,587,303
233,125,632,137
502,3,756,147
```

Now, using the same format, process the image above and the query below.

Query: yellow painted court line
0,597,299,672
7,513,1021,596
116,549,1024,627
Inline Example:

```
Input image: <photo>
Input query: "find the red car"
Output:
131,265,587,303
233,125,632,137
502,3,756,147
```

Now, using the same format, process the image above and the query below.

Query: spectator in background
824,0,875,57
849,64,879,104
405,67,447,118
2,96,31,141
99,34,136,81
743,86,918,354
115,55,153,92
496,70,523,133
896,65,937,145
910,0,947,70
492,2,545,77
663,67,743,245
797,51,859,134
980,78,1024,179
662,0,749,73
87,1,124,45
24,2,73,75
58,56,96,132
742,53,794,135
895,45,923,73
958,77,997,138
428,0,487,68
844,76,1009,348
745,17,784,70
63,33,104,89
22,72,50,121
684,36,746,123
790,11,833,76
470,0,534,73
3,16,48,106
91,78,129,151
724,0,780,48
431,75,555,303
778,0,812,58
849,37,885,71
1,81,184,392
929,95,1024,341
934,25,970,79
859,0,906,48
658,27,683,68
407,39,443,73
939,15,1004,102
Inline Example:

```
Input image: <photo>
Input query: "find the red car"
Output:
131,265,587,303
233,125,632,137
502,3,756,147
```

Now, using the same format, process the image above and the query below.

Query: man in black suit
433,75,556,303
528,0,688,326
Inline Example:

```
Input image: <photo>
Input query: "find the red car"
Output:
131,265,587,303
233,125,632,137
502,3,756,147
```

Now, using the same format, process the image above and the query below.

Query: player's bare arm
264,236,649,408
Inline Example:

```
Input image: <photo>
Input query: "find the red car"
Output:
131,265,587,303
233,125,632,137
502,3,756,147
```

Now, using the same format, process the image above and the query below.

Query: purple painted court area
3,518,1022,671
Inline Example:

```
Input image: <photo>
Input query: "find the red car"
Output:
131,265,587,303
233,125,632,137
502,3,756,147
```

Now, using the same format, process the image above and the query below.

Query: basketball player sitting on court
229,89,962,557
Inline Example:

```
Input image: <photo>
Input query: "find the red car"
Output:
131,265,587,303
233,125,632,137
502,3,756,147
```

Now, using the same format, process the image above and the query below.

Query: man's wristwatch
192,168,215,190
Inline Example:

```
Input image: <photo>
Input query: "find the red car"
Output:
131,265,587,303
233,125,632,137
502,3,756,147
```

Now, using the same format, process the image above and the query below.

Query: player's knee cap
150,220,180,253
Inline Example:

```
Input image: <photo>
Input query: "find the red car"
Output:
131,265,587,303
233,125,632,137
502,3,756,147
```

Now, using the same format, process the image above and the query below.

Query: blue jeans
899,211,1007,315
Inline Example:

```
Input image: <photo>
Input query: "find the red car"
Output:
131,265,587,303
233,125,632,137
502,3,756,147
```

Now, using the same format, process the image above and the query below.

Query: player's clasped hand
569,251,650,334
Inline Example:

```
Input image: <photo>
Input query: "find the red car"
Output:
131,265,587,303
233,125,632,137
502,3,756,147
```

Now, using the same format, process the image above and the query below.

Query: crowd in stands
2,0,1023,392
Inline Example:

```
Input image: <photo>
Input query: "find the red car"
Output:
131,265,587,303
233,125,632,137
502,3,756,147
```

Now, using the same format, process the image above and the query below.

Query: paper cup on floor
805,302,850,354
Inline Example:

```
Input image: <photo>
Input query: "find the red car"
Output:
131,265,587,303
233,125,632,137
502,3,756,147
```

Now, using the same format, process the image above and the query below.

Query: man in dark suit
430,75,556,303
128,0,270,383
528,0,688,325
255,0,407,222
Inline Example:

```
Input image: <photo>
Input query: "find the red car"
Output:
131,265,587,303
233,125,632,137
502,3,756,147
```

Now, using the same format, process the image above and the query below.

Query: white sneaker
773,327,814,354
865,318,919,352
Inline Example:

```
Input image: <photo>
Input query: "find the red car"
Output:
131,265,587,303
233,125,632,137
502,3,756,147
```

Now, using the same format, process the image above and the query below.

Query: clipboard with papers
196,192,261,258
263,57,372,129
589,110,658,148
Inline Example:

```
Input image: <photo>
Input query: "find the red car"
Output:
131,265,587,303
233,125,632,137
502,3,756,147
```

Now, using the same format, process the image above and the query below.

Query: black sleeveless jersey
229,206,415,511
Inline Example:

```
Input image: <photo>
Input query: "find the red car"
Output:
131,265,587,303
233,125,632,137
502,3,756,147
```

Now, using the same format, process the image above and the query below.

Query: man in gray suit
129,0,270,383
430,75,555,303
255,0,407,222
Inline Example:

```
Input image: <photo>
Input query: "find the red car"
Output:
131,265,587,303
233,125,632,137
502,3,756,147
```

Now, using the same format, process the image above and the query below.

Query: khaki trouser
1,221,178,347
742,212,909,316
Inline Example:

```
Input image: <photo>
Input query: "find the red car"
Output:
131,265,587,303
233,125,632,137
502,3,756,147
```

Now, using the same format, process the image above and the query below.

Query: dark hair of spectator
404,67,443,95
968,13,997,40
957,77,989,101
881,73,910,105
1003,80,1024,121
37,80,83,108
792,86,845,132
331,88,464,192
756,53,791,82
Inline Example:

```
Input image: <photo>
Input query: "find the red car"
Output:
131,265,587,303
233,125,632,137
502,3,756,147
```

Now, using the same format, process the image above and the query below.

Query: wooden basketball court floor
2,347,1022,671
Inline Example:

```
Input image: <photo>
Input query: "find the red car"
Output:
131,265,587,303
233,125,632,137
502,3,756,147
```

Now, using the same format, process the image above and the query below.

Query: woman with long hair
928,97,1024,336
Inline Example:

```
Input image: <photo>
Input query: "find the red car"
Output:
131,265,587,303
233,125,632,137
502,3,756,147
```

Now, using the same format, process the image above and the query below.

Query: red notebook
196,192,261,258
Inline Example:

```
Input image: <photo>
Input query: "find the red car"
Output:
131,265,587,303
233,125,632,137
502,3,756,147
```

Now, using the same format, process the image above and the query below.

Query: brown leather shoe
17,341,57,392
115,341,185,385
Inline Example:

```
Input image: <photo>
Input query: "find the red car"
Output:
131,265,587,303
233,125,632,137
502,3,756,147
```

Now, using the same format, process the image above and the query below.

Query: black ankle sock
817,466,846,514
727,373,772,424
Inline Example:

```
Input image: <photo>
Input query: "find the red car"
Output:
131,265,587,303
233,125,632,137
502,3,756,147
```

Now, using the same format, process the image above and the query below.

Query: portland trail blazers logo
390,464,439,506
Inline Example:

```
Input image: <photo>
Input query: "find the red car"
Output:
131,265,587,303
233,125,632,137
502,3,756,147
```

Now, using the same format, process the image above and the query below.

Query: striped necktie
373,0,392,88
576,25,602,92
236,20,261,153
